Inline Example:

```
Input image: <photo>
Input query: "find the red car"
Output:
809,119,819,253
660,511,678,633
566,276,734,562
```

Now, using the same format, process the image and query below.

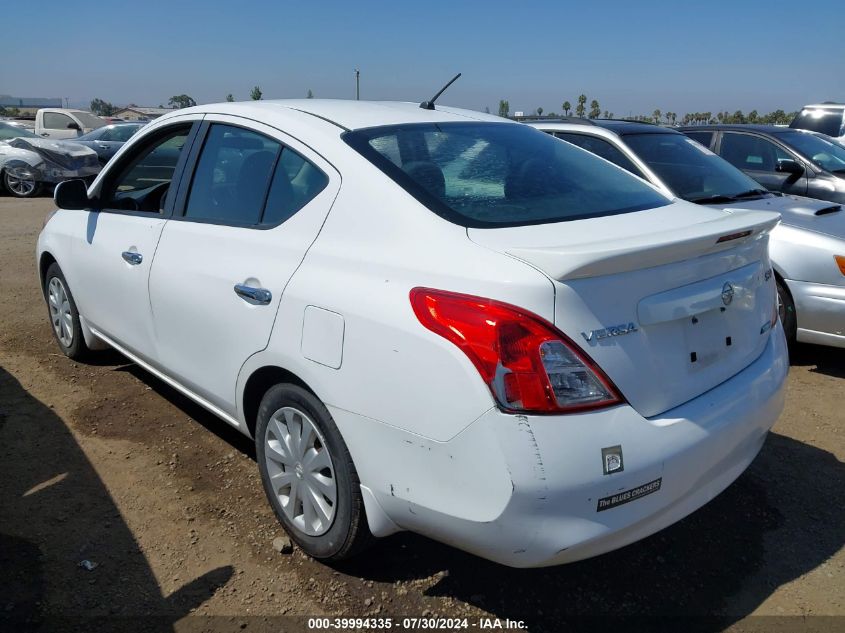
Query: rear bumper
335,323,788,567
788,278,845,348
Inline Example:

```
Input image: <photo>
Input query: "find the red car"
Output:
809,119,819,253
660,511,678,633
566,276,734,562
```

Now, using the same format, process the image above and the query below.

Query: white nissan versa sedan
37,100,788,567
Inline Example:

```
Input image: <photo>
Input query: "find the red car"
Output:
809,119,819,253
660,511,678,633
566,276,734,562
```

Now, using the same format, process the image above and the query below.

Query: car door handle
122,251,143,265
234,284,272,305
40,133,50,137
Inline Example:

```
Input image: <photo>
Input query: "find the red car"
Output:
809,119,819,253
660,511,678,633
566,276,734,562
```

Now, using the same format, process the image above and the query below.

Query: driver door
70,118,202,360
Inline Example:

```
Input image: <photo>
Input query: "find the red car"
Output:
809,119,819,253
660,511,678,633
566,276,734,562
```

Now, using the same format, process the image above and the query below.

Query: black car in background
73,122,146,165
678,124,845,205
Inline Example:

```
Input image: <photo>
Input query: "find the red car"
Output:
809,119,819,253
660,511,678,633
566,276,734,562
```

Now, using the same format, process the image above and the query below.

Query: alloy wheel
264,406,337,536
5,168,37,196
47,277,73,347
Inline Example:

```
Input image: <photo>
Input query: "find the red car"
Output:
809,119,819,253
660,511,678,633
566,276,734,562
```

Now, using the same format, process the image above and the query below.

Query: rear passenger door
147,117,339,416
716,131,809,195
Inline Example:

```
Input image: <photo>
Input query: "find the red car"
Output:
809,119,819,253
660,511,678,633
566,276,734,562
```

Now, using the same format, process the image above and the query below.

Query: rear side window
682,131,713,148
790,109,844,137
344,122,669,228
184,123,328,227
553,132,644,177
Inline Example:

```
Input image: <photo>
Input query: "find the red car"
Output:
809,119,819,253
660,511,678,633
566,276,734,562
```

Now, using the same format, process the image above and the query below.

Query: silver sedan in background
528,119,845,349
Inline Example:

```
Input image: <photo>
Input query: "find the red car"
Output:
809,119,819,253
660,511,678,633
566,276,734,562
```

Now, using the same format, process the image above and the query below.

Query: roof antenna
420,73,461,110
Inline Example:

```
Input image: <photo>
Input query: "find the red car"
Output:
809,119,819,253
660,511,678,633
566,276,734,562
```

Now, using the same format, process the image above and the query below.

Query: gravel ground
0,195,842,633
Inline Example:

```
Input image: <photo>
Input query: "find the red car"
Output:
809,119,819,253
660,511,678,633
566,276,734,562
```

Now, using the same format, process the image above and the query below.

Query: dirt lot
1,195,843,633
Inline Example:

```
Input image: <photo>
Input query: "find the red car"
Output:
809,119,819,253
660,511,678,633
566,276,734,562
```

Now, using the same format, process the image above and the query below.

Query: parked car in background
790,103,845,142
677,125,845,205
529,119,845,348
34,108,106,140
73,122,146,164
0,121,100,197
38,100,786,568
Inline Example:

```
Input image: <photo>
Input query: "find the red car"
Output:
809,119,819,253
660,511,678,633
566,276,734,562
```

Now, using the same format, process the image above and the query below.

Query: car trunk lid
469,201,781,417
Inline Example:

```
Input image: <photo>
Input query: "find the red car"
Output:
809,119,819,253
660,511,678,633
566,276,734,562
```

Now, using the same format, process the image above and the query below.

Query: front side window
184,124,328,226
43,112,73,130
718,133,791,173
623,132,764,202
553,132,644,177
344,122,670,227
773,131,845,174
102,124,192,212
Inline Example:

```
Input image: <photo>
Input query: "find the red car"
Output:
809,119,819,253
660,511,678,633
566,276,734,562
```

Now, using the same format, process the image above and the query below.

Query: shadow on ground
0,366,233,633
790,342,845,379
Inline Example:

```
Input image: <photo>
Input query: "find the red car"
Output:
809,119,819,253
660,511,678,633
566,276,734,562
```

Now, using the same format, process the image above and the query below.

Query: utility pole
64,97,69,108
354,69,360,100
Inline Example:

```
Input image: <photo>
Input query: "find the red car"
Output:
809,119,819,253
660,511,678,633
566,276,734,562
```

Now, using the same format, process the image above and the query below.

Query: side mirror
776,159,804,175
67,121,81,130
54,179,91,210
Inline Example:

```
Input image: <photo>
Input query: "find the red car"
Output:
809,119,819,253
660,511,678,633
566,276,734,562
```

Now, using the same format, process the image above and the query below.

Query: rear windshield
623,132,763,202
343,122,670,228
72,111,107,130
790,109,843,137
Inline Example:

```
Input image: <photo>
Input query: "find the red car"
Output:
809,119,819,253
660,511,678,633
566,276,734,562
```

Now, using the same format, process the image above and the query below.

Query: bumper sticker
597,477,662,512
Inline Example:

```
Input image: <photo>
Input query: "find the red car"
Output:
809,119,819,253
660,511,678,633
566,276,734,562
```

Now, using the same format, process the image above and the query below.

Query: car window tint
682,131,713,148
103,125,192,212
184,124,281,225
345,122,670,227
623,132,762,201
719,133,788,173
43,112,73,130
553,132,644,177
262,149,329,225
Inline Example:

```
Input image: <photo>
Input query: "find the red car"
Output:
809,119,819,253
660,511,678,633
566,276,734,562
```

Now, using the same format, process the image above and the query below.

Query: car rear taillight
410,288,623,414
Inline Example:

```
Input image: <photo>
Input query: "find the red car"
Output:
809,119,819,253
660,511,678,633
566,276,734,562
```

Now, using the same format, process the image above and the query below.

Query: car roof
676,124,790,133
527,119,678,136
801,103,845,110
166,99,506,132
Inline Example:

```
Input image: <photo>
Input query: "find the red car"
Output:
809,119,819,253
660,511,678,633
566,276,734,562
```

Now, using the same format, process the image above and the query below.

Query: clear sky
3,0,843,116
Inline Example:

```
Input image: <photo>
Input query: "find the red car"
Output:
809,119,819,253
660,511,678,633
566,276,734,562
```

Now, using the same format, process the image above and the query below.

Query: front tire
3,166,43,198
256,384,372,561
777,280,797,345
44,263,90,360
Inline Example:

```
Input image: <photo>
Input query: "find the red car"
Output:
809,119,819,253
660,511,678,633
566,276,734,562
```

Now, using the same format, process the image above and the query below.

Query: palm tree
576,94,587,118
653,109,662,124
562,101,571,116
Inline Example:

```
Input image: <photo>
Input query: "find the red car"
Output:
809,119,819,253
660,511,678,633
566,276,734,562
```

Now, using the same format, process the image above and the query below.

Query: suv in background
678,124,845,205
790,103,845,142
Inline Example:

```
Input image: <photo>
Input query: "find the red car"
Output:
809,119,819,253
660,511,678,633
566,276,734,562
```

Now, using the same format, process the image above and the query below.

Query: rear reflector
835,256,845,277
410,288,624,414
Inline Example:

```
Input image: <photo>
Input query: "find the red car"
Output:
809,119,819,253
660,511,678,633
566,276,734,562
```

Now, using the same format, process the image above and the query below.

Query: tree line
498,96,798,126
85,86,322,116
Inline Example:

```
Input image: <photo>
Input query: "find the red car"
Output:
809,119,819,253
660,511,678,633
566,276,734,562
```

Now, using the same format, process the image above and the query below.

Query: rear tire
44,263,90,360
256,384,372,561
777,280,797,345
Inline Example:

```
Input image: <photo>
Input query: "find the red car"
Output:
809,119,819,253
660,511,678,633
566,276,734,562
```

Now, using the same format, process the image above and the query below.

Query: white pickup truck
33,108,106,139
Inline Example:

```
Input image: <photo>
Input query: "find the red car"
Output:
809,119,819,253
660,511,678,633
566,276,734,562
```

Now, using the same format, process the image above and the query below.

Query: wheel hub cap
264,406,337,536
47,277,73,347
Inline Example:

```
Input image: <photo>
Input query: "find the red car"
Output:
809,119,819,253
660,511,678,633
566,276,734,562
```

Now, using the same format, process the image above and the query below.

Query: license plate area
684,308,733,371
